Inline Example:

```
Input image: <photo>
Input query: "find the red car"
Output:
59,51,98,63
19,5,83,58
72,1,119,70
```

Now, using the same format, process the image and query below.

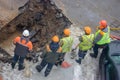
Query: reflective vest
14,36,33,57
61,36,73,53
95,26,111,45
79,34,94,51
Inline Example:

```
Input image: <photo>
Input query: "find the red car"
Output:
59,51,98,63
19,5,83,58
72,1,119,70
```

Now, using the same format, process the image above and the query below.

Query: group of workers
11,19,111,77
36,28,73,77
75,20,110,64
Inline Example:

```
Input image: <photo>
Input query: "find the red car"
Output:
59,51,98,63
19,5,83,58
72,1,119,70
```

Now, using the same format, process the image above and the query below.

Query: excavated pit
0,0,72,62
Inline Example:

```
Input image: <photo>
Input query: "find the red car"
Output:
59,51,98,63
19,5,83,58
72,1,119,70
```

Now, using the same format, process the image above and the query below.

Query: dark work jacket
41,42,60,64
14,37,29,57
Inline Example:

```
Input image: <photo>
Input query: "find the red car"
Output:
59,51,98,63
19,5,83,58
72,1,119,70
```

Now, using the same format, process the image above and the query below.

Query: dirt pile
0,0,72,52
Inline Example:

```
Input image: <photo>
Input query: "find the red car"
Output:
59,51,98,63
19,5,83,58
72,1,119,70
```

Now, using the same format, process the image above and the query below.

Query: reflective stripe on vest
79,34,94,51
96,26,111,45
61,36,73,53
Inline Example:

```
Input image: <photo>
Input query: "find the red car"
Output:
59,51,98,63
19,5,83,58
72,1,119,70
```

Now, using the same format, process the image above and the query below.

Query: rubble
0,0,72,52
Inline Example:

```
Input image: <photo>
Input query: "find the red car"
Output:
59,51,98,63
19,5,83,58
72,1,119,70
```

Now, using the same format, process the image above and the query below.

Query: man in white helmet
11,29,33,71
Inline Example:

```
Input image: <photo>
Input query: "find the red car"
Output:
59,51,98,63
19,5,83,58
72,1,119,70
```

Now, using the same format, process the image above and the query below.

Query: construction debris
0,0,72,53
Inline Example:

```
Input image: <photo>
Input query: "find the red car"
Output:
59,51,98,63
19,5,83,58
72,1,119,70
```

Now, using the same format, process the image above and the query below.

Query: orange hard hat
84,26,91,35
99,20,107,29
52,35,59,42
63,29,70,36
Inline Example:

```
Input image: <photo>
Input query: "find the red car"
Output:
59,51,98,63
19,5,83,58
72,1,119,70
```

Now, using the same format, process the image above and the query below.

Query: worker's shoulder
14,36,21,40
27,40,33,44
15,36,21,39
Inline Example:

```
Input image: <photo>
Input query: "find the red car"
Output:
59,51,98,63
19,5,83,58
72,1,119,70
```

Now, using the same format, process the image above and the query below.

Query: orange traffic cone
61,61,71,68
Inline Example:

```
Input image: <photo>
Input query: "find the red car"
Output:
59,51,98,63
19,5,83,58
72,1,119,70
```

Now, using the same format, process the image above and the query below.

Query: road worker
36,35,62,77
58,28,73,65
73,26,94,64
90,20,111,58
11,29,33,71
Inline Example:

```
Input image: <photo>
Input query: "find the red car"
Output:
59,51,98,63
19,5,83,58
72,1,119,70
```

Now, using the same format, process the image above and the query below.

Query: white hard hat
23,29,29,37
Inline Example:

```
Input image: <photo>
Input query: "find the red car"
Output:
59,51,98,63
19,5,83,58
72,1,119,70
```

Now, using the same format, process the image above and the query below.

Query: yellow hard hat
52,35,59,42
84,26,91,35
63,28,70,36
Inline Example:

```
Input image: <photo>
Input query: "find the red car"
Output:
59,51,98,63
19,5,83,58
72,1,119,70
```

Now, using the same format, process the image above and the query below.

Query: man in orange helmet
73,26,94,64
36,35,62,77
90,20,111,58
11,29,33,71
57,28,73,65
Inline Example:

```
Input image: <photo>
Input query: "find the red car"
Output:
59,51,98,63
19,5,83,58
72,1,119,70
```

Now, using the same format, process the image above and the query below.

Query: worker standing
73,26,94,64
11,29,33,71
36,35,62,77
90,20,111,58
58,28,73,65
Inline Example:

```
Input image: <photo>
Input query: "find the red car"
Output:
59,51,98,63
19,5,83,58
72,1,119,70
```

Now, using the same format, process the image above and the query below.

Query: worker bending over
36,35,62,77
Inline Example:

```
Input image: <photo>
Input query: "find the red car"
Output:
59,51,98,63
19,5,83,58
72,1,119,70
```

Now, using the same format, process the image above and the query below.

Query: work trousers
55,53,66,66
11,54,25,70
37,59,54,76
78,50,87,59
93,43,109,58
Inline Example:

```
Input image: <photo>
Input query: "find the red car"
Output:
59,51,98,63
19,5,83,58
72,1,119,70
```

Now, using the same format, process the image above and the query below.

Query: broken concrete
0,0,72,53
0,0,29,28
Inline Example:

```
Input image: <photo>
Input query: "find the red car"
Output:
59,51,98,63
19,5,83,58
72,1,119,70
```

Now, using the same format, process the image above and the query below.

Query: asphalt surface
53,0,120,31
0,0,120,80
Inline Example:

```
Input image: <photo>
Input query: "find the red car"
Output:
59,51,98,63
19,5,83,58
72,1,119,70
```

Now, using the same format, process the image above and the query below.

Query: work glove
100,30,105,36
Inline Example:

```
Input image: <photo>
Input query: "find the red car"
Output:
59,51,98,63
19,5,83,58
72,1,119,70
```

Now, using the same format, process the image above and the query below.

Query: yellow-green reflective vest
95,26,111,45
61,36,73,53
79,34,94,51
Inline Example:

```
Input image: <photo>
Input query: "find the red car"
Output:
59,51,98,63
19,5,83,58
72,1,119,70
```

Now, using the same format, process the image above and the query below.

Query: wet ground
0,26,100,80
0,0,120,80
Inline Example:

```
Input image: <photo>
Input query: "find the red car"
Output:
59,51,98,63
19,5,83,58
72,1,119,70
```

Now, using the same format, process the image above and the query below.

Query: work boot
11,63,16,69
44,68,50,77
18,64,25,71
75,59,81,64
44,73,49,77
36,65,42,72
90,53,97,58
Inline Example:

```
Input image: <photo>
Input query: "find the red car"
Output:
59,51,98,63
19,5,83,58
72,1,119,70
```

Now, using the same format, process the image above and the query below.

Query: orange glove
100,30,105,36
57,47,62,53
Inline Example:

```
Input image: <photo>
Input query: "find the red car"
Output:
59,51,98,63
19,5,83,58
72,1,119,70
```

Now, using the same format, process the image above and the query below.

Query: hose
110,28,120,30
110,34,120,40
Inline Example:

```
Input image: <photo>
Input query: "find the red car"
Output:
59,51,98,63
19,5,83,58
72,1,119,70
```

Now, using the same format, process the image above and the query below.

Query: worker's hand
96,26,99,30
100,30,105,36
